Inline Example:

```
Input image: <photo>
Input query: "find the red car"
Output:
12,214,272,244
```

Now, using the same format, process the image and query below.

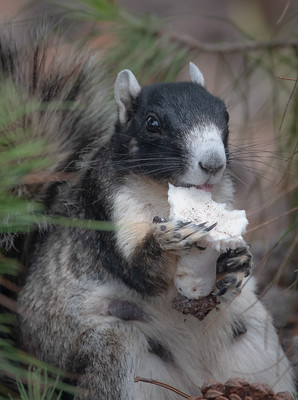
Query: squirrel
0,22,295,399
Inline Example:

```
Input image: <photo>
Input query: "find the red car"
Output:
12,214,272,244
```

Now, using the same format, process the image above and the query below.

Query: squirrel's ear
114,69,141,125
189,62,205,87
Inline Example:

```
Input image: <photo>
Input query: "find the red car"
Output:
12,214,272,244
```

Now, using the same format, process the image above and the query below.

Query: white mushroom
168,184,248,298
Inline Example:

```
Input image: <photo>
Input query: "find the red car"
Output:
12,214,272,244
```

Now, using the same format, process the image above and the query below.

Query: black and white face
112,63,229,190
178,117,229,189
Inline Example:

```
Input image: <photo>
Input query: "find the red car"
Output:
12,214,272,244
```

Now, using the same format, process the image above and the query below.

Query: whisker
231,160,278,174
227,170,251,188
112,161,180,169
113,132,183,155
230,163,276,182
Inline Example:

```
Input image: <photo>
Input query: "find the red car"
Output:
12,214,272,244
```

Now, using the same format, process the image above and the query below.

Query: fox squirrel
0,22,294,399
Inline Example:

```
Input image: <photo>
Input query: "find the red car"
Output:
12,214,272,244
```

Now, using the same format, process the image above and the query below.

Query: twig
247,206,298,233
275,75,297,81
276,0,291,25
276,236,298,284
279,75,298,133
23,171,78,185
0,276,21,293
0,293,18,313
167,32,298,54
134,376,190,398
276,141,298,187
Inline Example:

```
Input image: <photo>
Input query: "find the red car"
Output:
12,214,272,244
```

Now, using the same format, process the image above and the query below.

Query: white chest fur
111,176,170,259
83,277,295,397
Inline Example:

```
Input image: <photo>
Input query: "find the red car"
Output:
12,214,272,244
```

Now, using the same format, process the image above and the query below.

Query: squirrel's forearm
113,216,176,295
123,230,176,296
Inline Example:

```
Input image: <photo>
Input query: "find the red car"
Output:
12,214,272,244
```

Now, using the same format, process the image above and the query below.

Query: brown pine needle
275,75,297,81
134,376,190,398
247,206,298,233
279,75,298,132
276,0,291,25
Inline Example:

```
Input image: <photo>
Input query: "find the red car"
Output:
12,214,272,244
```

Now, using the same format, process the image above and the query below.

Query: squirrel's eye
146,115,161,133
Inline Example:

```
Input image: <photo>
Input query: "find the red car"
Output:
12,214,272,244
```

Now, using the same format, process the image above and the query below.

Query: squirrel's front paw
153,216,216,254
213,245,252,296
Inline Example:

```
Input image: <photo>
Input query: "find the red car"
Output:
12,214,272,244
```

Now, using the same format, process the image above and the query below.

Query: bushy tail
0,20,114,200
0,20,115,256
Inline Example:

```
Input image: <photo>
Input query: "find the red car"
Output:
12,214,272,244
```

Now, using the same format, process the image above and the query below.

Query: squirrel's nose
199,158,225,175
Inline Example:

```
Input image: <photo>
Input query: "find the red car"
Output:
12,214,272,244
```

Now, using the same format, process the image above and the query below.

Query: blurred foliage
0,79,43,398
7,368,63,400
0,82,78,399
47,0,193,83
0,80,46,236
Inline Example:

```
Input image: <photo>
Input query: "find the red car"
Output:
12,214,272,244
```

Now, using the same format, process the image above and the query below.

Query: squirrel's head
112,62,229,190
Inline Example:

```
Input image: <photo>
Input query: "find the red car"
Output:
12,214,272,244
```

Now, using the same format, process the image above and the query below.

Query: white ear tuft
189,62,205,87
114,69,141,125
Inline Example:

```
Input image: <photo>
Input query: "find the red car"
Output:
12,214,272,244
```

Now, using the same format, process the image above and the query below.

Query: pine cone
192,378,294,400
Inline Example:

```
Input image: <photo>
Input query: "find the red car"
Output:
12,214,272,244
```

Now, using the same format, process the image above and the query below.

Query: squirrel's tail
0,21,114,256
0,20,114,200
